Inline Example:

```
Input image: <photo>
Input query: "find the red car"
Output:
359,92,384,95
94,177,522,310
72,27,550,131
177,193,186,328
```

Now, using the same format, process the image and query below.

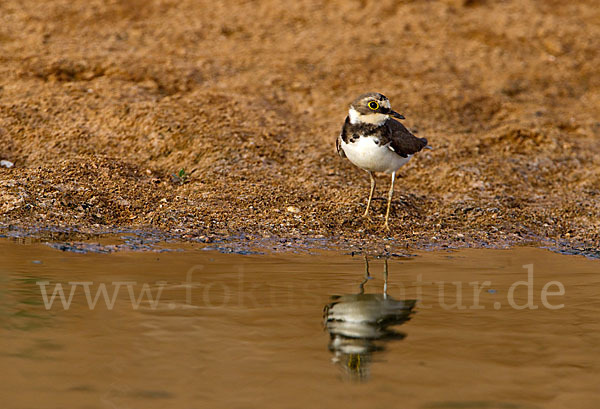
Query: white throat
348,107,388,126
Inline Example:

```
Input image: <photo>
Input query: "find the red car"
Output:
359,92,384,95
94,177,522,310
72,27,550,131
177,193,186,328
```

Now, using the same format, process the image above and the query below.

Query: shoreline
1,223,597,259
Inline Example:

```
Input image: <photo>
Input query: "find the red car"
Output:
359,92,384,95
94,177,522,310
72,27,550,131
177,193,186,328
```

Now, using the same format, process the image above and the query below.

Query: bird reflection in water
323,256,416,381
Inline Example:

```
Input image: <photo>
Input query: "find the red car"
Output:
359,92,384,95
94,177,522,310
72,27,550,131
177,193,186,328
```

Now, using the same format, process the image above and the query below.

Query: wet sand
0,0,599,253
1,239,599,408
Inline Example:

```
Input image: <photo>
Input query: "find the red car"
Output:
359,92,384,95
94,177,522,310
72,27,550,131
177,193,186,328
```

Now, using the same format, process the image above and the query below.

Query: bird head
348,92,405,125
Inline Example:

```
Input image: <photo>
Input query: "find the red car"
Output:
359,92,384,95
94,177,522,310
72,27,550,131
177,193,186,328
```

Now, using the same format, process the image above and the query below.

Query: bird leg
358,254,371,294
363,171,376,217
383,171,396,230
383,258,389,298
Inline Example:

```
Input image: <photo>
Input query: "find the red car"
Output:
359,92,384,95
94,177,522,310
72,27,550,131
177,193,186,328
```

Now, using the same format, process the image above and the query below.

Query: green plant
172,168,190,185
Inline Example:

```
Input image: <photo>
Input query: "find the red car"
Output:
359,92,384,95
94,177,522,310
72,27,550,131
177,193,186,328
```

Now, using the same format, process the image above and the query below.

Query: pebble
0,160,14,168
286,206,300,213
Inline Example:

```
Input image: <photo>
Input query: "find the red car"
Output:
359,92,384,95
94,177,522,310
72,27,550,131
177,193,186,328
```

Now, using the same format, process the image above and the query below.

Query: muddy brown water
0,239,599,409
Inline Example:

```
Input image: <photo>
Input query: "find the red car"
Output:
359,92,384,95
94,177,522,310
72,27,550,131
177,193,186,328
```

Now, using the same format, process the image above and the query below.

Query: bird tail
420,137,433,150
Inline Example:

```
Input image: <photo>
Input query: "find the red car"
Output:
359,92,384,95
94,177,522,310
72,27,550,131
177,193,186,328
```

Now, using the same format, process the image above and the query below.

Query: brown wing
386,119,428,158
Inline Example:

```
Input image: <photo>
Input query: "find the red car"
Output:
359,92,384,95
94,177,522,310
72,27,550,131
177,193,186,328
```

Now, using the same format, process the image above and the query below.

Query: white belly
341,136,411,174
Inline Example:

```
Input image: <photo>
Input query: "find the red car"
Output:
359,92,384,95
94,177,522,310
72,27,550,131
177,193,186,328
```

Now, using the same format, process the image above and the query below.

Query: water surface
1,240,598,409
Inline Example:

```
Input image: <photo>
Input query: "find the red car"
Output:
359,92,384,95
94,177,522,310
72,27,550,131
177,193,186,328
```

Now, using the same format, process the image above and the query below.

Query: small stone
286,206,300,213
0,160,14,168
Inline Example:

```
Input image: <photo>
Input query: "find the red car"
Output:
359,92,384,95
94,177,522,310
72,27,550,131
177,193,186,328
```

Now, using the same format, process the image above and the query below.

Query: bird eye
368,101,379,110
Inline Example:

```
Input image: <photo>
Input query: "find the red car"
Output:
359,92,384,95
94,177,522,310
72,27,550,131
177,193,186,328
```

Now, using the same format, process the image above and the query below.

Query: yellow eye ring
368,101,379,110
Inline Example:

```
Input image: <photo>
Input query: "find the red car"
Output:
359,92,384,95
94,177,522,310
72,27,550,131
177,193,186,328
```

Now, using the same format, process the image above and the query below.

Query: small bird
323,257,415,380
336,92,429,230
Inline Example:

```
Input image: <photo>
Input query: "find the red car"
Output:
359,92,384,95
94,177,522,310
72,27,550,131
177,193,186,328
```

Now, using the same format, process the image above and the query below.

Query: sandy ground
1,0,599,252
